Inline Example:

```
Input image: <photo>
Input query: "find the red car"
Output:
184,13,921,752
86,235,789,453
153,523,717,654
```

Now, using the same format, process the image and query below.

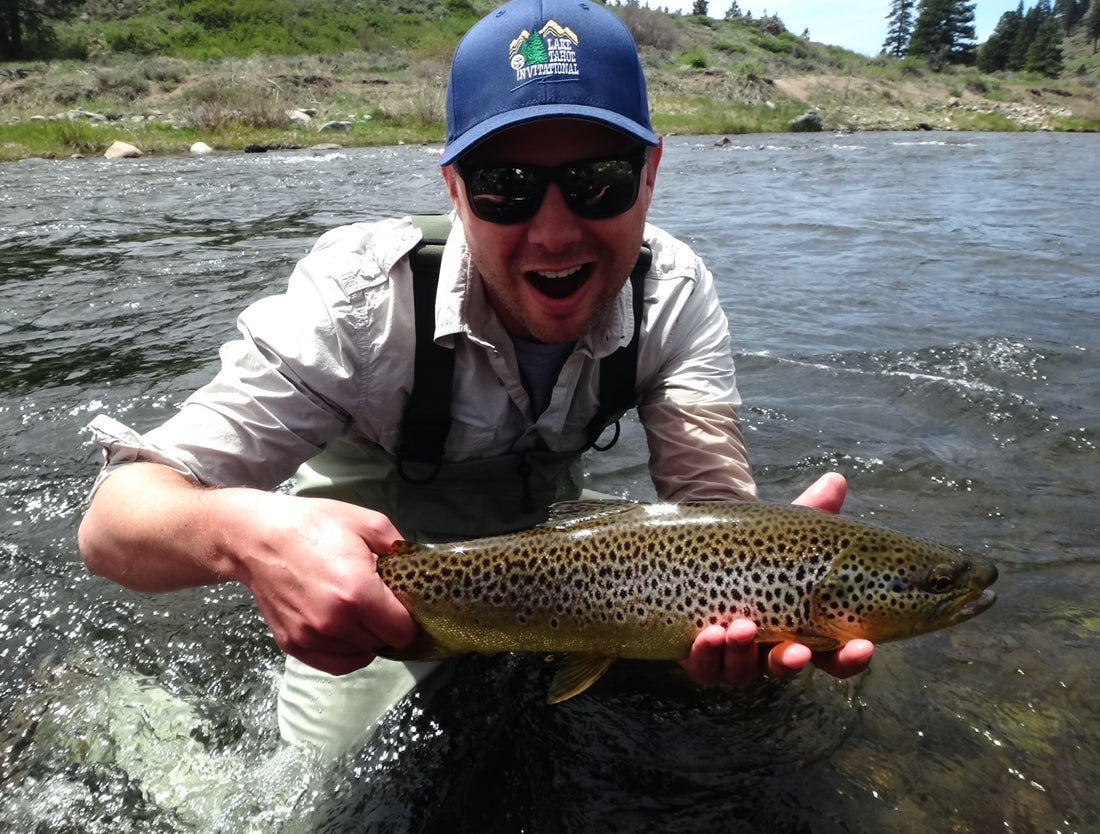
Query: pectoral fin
377,629,455,662
547,654,616,704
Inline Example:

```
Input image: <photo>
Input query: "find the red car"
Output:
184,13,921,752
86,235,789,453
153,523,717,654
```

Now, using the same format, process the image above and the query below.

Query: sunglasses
454,147,649,225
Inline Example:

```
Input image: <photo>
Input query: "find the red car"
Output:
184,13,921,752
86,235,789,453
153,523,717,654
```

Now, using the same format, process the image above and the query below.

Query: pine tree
883,0,917,57
977,4,1023,72
1009,2,1048,69
1087,0,1100,50
1053,0,1088,33
908,0,977,68
1025,16,1065,74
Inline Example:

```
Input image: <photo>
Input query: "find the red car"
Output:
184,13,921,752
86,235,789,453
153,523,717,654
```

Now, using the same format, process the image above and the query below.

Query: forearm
78,463,253,592
641,400,757,502
79,462,418,672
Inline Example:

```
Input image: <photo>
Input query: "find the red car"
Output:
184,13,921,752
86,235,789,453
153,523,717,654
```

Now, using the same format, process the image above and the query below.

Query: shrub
714,40,748,55
750,32,792,55
897,55,926,77
140,57,190,86
682,48,708,68
102,20,164,55
47,118,101,154
94,67,150,101
617,4,681,52
732,57,764,80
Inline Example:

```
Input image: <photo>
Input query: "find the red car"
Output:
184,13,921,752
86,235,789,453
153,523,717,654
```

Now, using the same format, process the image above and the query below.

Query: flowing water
0,132,1097,833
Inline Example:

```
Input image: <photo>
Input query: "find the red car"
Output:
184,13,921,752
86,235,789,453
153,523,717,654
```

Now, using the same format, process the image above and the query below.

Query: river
1,131,1097,833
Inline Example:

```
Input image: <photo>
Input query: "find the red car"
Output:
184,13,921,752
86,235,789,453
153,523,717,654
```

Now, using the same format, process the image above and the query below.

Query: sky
655,1,1026,56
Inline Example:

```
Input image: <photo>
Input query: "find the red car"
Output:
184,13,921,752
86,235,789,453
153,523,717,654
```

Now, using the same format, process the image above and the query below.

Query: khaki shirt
89,215,756,503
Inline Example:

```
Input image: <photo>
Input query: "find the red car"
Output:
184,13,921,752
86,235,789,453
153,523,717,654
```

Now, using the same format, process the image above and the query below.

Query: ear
640,136,663,212
441,164,462,206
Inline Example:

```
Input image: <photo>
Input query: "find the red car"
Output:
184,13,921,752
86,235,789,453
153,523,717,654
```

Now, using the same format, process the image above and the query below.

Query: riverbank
2,47,1098,163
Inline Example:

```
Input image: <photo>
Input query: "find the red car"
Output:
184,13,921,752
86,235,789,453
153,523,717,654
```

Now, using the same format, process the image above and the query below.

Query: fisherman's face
443,119,662,344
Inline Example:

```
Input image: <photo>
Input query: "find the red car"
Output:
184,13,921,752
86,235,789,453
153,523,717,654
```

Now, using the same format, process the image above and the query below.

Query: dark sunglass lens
467,165,543,223
459,151,644,224
563,158,641,219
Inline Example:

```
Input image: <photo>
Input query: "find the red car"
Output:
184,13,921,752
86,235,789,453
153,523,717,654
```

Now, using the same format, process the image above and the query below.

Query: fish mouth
959,587,997,618
525,264,592,300
927,587,997,626
920,586,997,629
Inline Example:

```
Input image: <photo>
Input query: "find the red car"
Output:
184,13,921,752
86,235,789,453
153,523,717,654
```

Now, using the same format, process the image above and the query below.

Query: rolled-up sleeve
636,226,756,502
87,219,418,496
87,414,204,497
640,401,756,502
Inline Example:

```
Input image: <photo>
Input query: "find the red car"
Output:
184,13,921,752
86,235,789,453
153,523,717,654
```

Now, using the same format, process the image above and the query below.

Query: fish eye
927,563,963,593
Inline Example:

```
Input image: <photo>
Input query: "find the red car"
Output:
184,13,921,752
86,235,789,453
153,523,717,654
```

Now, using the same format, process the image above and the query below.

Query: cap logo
508,20,579,82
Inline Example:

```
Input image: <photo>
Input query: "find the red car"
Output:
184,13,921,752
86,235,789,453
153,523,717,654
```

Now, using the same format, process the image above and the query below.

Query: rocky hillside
1,3,1097,162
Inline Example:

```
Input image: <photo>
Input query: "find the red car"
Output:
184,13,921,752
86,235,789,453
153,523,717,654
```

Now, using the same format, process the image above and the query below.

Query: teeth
534,266,583,279
527,265,589,300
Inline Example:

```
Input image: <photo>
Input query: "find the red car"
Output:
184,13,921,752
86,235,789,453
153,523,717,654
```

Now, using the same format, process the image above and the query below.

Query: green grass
3,0,1098,163
0,118,129,161
651,95,806,136
0,113,447,163
947,110,1036,131
46,0,485,61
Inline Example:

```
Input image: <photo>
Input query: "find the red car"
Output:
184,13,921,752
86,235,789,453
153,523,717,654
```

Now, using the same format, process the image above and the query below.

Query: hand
679,472,875,687
79,464,417,676
223,492,418,676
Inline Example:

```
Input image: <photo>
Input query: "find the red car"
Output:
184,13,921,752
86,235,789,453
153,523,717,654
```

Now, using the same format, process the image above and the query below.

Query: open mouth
922,586,997,628
959,587,997,617
525,264,592,300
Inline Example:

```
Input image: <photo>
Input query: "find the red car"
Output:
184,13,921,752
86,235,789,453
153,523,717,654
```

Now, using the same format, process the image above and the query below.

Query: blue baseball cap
440,0,658,166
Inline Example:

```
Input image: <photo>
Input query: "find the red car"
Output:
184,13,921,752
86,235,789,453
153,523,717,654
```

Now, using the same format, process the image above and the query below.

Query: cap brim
439,105,658,166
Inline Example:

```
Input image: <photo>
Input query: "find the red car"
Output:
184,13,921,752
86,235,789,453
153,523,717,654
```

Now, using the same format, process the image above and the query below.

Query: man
78,0,872,754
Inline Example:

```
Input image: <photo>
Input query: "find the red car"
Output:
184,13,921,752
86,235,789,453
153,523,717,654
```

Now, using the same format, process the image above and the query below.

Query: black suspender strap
584,244,652,450
395,215,456,484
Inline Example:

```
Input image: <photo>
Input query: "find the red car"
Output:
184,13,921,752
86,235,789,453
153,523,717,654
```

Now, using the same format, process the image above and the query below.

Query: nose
525,182,583,250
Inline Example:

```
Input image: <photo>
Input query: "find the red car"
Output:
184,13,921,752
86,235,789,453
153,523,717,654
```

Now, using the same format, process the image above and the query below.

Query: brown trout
377,500,997,702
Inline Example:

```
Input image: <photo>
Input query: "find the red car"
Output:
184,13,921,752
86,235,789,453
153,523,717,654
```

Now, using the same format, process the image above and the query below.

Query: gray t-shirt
513,338,576,418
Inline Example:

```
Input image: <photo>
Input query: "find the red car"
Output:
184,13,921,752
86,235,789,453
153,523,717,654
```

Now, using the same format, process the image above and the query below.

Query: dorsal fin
541,498,641,529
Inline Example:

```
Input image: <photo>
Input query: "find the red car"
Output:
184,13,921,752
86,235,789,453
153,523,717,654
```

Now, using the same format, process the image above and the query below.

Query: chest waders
278,217,651,753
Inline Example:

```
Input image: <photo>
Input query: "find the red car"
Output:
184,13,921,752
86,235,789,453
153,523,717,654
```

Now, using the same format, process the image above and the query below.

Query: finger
812,639,875,679
278,617,390,656
679,624,728,687
319,498,405,555
764,641,813,679
361,574,420,650
291,647,378,677
721,619,762,689
791,472,848,514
